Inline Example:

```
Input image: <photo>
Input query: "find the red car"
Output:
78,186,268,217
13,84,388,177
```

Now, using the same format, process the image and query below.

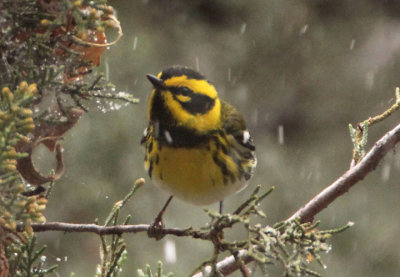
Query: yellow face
148,68,221,134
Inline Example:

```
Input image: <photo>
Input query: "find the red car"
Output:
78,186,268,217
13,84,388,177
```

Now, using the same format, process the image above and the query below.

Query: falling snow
278,125,284,145
299,24,308,35
133,36,138,50
164,239,177,264
240,23,247,34
349,39,356,50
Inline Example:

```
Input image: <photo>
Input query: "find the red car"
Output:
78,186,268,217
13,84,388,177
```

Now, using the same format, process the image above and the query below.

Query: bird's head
147,66,221,133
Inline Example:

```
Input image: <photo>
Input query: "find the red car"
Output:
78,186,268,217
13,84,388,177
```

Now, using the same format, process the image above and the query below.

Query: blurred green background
36,0,400,276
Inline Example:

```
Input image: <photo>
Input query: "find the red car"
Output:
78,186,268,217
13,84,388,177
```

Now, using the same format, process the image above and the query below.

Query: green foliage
96,246,128,277
137,261,175,277
349,87,400,163
0,0,137,118
6,236,58,277
189,185,352,277
0,81,54,276
0,0,137,275
349,122,368,163
263,220,353,277
95,179,145,277
0,83,44,235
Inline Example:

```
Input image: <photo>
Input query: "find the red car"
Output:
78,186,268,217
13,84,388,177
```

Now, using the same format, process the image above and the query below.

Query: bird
141,66,257,225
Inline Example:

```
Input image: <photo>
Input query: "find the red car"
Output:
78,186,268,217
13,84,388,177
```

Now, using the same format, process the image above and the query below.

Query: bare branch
23,222,208,239
287,121,400,223
193,121,400,277
192,249,253,277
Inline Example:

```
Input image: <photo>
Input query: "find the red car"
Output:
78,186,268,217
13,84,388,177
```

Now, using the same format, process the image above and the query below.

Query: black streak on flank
212,151,229,184
148,161,153,178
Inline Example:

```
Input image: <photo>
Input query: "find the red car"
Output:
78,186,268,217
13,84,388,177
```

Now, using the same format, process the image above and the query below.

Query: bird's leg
154,195,173,227
148,195,173,240
219,200,224,214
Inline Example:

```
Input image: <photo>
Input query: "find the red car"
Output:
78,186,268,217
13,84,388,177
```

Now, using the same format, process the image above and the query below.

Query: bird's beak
146,74,165,90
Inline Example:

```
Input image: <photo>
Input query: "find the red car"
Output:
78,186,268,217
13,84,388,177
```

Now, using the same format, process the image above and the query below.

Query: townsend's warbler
142,66,257,206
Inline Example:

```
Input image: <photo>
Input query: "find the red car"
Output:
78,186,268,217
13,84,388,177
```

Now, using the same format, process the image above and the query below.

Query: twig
350,87,400,164
71,15,123,47
287,121,400,223
191,250,253,277
365,87,400,126
193,121,400,277
20,222,208,239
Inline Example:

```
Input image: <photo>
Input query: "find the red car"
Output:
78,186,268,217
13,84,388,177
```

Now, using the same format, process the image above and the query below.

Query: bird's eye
180,87,190,95
168,86,191,96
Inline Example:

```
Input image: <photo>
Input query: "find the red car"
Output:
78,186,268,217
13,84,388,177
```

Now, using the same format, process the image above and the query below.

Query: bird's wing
220,101,255,152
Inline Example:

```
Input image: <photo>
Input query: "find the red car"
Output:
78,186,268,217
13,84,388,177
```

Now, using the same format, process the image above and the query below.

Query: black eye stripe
167,86,215,115
168,86,193,96
180,94,215,114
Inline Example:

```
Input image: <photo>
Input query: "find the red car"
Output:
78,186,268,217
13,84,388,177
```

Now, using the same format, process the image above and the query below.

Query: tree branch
287,121,400,223
21,123,400,276
193,121,400,277
191,249,253,277
22,222,208,239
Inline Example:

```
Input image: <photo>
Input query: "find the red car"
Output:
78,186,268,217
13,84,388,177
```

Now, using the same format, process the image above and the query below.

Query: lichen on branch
349,87,400,165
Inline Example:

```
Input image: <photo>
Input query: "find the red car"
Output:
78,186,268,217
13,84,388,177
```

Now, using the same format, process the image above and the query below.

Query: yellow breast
145,139,247,205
